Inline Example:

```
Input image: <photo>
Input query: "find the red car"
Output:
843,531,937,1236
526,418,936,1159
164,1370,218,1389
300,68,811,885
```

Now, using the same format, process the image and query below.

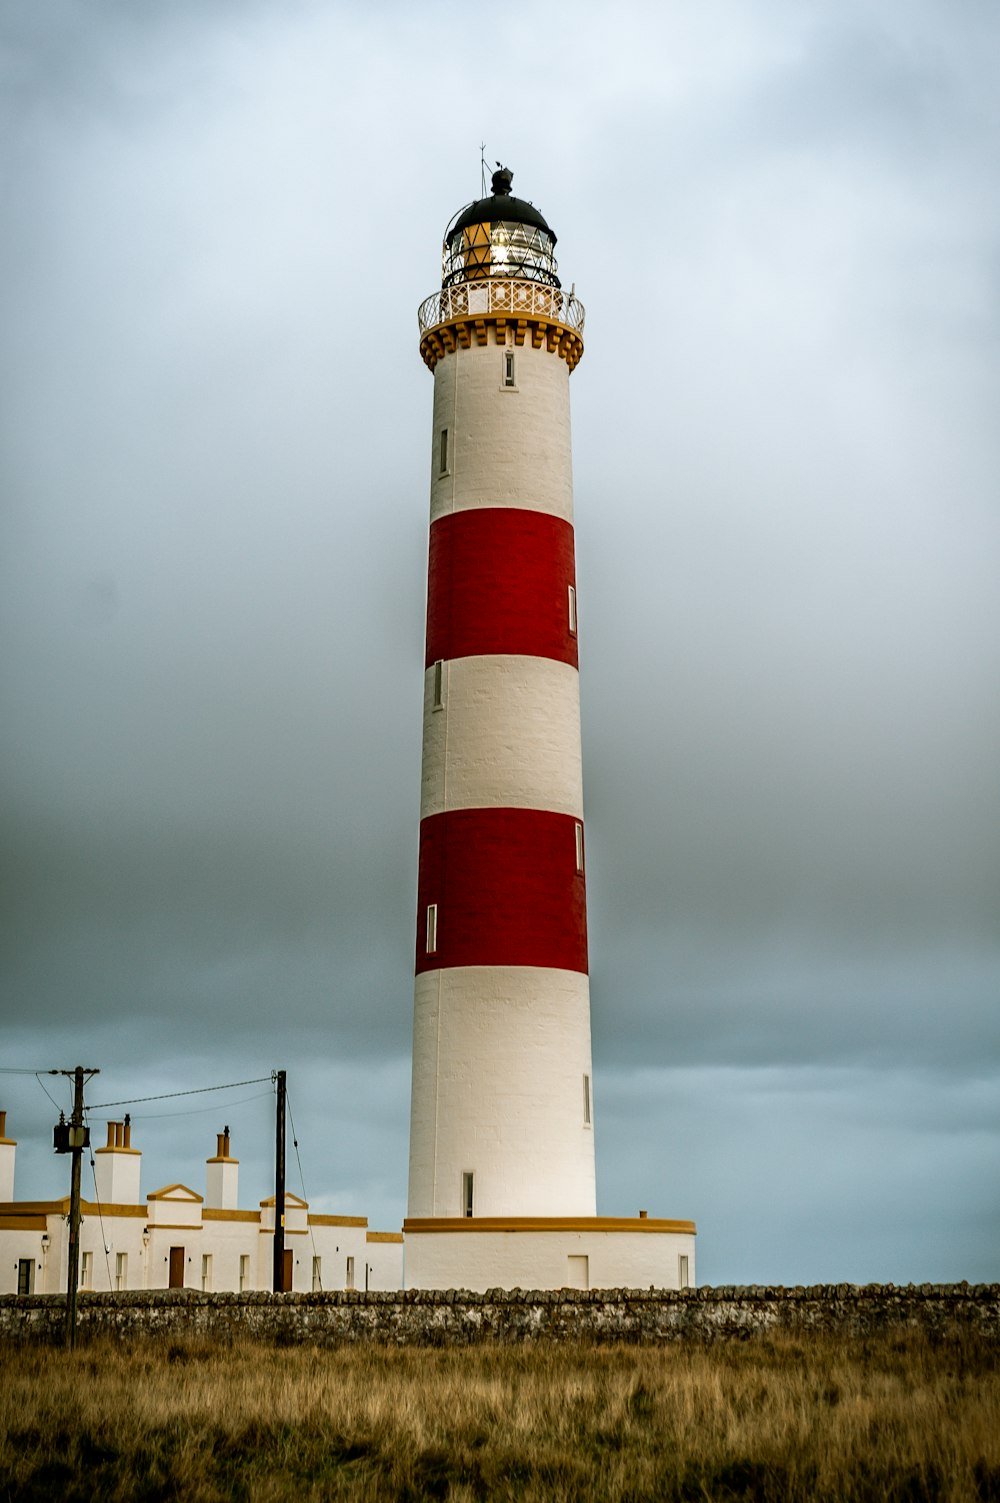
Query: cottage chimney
205,1125,239,1209
93,1116,141,1204
0,1111,15,1202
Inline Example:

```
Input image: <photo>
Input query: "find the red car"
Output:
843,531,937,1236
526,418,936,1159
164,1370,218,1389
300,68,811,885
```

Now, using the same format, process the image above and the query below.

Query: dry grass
1,1330,998,1501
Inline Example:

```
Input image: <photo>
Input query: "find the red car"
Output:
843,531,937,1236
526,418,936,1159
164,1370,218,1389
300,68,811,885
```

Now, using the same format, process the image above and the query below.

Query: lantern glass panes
443,221,559,288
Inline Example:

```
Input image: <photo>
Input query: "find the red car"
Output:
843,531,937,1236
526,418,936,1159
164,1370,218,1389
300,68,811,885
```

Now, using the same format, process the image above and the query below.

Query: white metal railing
418,279,585,335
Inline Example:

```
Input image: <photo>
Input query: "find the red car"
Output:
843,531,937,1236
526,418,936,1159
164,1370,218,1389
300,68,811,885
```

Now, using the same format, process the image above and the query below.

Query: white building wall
306,1222,370,1291
404,1226,697,1293
365,1234,405,1291
0,1118,405,1294
147,1226,201,1289
0,1228,46,1295
74,1207,148,1294
200,1214,259,1291
275,1231,312,1291
0,1210,396,1295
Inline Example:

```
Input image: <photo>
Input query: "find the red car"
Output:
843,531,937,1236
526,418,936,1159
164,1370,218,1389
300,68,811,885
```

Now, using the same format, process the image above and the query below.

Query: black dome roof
447,167,556,244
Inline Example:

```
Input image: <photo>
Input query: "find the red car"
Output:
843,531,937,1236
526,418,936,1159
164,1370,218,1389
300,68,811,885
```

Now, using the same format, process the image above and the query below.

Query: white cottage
0,1114,402,1296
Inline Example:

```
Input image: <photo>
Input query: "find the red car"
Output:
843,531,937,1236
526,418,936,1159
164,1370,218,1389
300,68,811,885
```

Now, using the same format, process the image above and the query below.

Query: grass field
1,1329,998,1501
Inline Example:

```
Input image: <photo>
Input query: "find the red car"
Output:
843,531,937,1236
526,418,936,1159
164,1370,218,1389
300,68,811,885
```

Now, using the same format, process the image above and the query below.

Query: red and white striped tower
408,168,591,1220
404,169,696,1290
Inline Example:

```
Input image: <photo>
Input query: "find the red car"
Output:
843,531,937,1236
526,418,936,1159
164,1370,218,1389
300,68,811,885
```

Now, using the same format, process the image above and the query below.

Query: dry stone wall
1,1285,997,1347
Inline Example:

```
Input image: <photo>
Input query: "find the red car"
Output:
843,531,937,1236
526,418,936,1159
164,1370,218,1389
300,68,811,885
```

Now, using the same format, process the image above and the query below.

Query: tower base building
403,170,695,1291
403,1217,696,1294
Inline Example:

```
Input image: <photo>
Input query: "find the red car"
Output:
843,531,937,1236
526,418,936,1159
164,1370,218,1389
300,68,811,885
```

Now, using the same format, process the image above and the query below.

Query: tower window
583,1073,591,1127
439,428,449,475
503,350,516,388
462,1171,474,1218
426,903,438,954
568,584,577,636
432,659,444,711
574,822,585,874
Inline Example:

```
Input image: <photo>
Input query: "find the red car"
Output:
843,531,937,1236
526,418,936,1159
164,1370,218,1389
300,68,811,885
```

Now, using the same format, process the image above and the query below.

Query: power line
287,1090,309,1201
83,1108,114,1290
286,1087,321,1290
35,1072,66,1112
126,1089,274,1122
90,1076,272,1110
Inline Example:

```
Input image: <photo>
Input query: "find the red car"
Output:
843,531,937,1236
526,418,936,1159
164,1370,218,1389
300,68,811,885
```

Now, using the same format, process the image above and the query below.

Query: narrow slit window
432,659,444,710
346,1255,355,1290
115,1251,128,1291
678,1255,690,1290
574,822,585,874
311,1255,322,1292
439,427,449,475
568,584,577,636
426,903,438,954
503,350,516,387
462,1171,474,1218
239,1253,250,1292
583,1073,591,1127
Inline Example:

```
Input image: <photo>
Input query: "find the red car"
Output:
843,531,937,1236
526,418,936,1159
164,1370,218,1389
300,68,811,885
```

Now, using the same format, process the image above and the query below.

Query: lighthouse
403,169,695,1291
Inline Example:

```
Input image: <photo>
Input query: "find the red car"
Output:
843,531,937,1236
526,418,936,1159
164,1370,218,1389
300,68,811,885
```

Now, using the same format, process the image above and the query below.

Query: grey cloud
596,1062,1000,1283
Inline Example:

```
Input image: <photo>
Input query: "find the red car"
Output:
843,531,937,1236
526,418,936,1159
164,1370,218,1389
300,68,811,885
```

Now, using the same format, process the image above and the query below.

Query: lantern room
442,166,560,289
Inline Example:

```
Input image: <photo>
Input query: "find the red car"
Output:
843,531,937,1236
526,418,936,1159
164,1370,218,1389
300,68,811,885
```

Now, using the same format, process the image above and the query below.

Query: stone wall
1,1284,997,1346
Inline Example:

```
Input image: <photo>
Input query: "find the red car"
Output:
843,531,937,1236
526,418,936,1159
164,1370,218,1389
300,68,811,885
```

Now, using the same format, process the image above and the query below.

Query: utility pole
53,1065,98,1350
272,1069,286,1293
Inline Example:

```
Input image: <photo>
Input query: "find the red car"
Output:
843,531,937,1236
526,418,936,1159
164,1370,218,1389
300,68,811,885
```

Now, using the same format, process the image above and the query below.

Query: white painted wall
0,1142,14,1204
364,1234,405,1291
205,1158,239,1210
0,1206,394,1295
147,1185,202,1229
430,334,574,523
421,655,583,819
0,1123,401,1294
404,1226,697,1293
93,1146,142,1206
408,965,596,1219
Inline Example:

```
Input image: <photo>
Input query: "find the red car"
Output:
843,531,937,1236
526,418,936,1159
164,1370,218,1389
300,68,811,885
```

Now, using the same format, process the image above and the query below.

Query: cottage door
168,1246,185,1288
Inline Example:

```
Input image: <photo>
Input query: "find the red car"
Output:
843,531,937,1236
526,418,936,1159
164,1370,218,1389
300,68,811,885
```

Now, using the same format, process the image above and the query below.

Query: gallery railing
418,280,585,335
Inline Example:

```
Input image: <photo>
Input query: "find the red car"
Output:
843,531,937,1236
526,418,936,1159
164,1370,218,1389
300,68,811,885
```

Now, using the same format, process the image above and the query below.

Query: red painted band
415,807,588,975
425,508,578,669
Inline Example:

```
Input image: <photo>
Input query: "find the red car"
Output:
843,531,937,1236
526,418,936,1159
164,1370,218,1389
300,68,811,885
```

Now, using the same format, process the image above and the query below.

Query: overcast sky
2,0,997,1286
